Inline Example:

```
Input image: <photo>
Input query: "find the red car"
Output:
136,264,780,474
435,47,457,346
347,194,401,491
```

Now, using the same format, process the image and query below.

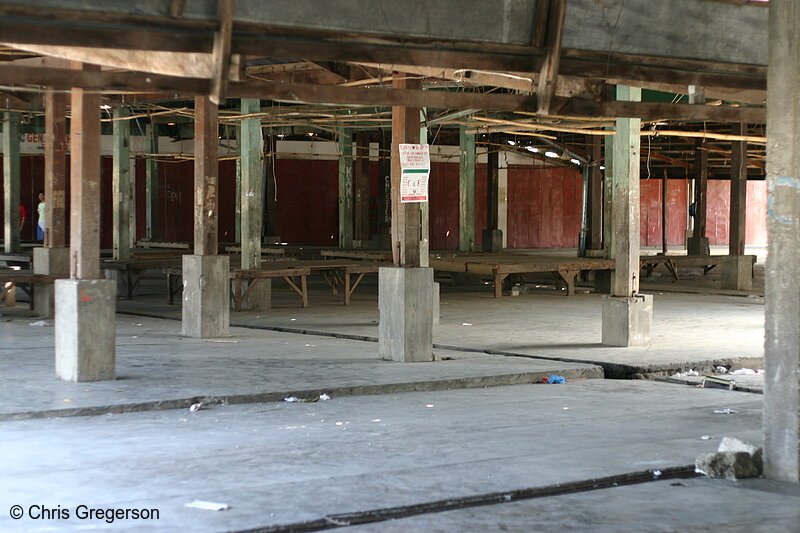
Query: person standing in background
19,203,28,237
36,190,45,241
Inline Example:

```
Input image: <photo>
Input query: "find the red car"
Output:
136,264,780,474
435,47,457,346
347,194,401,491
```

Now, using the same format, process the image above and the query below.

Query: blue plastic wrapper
546,375,566,384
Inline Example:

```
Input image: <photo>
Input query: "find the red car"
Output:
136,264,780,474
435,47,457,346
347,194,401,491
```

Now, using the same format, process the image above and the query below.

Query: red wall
507,166,583,248
0,154,769,250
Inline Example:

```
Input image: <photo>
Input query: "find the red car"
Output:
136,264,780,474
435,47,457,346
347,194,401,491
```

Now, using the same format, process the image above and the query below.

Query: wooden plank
536,0,566,115
2,111,20,253
729,123,747,255
240,97,262,269
390,74,422,267
693,139,709,239
145,118,159,241
112,106,131,260
69,62,102,279
458,126,476,252
661,171,668,254
193,95,219,256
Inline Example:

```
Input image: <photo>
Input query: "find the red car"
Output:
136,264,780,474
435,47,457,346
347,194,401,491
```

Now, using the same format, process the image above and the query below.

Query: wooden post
693,139,708,240
145,118,159,241
588,136,603,250
661,170,668,254
2,111,20,253
338,128,354,248
482,135,501,252
419,109,430,267
390,74,421,266
69,63,102,279
44,89,67,249
112,107,131,260
264,133,277,239
536,0,567,115
240,98,262,270
611,86,642,297
376,129,392,244
458,126,476,252
353,131,371,245
729,123,747,256
194,95,219,256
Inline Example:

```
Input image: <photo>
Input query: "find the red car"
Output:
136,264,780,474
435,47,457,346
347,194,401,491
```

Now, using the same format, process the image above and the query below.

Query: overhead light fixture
544,151,559,158
507,140,516,146
167,122,176,126
570,158,581,165
99,104,111,110
307,132,315,137
525,146,539,153
599,165,605,170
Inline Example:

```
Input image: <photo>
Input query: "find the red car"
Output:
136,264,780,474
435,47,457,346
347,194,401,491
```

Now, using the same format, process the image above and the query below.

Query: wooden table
640,254,756,281
102,257,184,299
0,269,66,307
429,254,615,298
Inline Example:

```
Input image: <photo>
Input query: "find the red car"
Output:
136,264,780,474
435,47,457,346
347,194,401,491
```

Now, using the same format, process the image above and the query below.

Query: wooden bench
0,252,33,269
163,265,312,310
430,255,615,298
640,254,756,281
0,270,65,308
341,262,392,305
320,249,391,261
103,257,184,299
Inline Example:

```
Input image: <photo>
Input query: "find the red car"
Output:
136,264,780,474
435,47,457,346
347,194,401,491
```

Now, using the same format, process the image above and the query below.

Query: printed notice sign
399,144,430,203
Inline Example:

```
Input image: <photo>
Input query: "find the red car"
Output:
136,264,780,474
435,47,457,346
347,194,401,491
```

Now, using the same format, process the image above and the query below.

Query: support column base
602,294,653,347
482,229,503,252
379,267,434,362
687,236,710,256
182,255,230,338
595,270,613,294
55,279,116,382
237,279,271,311
33,247,69,317
721,255,754,291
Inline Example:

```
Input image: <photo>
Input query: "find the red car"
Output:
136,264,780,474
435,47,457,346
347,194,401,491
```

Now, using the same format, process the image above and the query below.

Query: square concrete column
55,279,116,381
182,254,230,338
379,267,434,362
32,246,69,316
602,294,653,347
236,279,271,311
721,255,753,291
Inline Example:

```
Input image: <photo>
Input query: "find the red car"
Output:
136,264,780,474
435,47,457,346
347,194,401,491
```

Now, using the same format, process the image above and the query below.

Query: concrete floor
1,381,784,533
0,262,783,532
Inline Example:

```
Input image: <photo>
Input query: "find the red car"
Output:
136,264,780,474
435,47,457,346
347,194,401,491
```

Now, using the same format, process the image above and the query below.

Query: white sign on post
399,143,430,203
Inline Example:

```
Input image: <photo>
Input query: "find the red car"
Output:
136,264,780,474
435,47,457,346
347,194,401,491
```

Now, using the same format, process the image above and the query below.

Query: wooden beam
661,169,668,254
264,134,277,238
69,62,102,279
353,132,370,243
2,111,20,252
458,126,476,252
240,97,262,269
588,136,603,250
693,139,709,240
145,119,158,240
536,0,567,115
391,74,422,267
337,128,354,248
0,65,766,122
729,122,747,255
44,88,66,248
210,0,234,105
112,106,131,260
193,95,219,255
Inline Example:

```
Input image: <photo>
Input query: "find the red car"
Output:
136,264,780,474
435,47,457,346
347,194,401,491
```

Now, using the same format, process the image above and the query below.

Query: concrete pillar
764,0,800,482
182,95,229,338
239,98,270,310
56,62,115,382
145,119,159,241
112,107,132,260
33,246,69,316
458,126,476,252
338,128,354,249
3,111,20,253
602,86,652,347
379,267,434,362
